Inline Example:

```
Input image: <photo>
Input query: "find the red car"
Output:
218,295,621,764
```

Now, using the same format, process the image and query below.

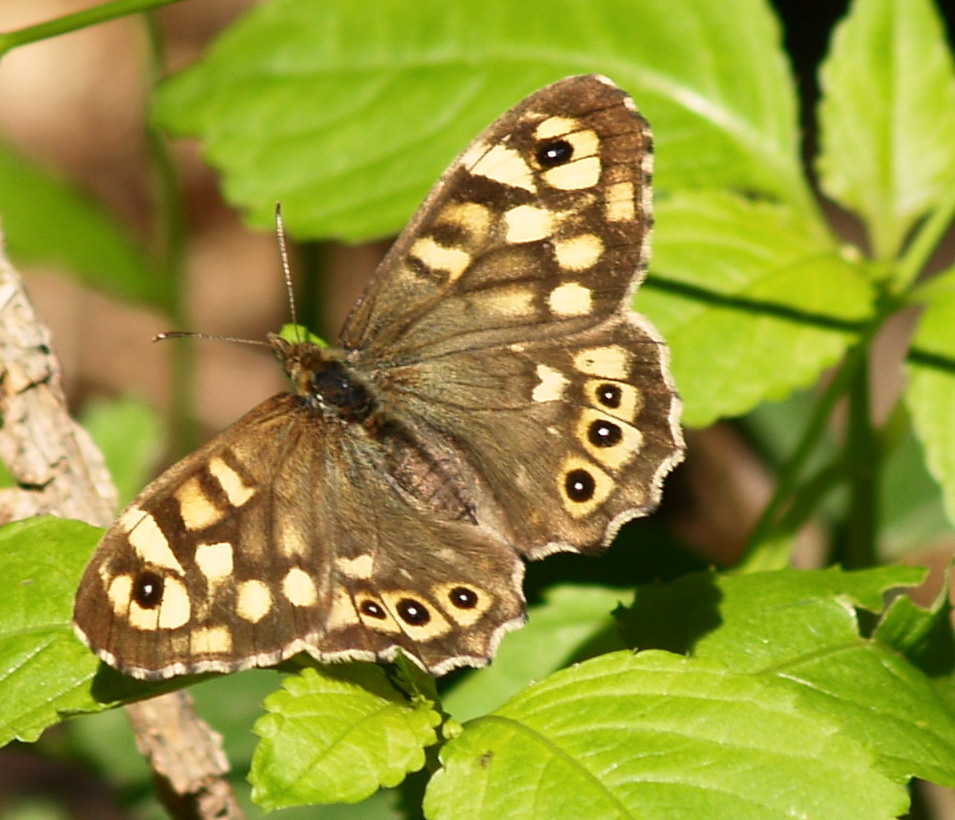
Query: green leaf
0,139,164,308
816,0,955,258
425,650,907,820
905,267,955,525
637,190,874,426
0,517,170,747
154,0,807,242
618,567,955,788
250,664,441,810
81,396,164,508
442,585,625,723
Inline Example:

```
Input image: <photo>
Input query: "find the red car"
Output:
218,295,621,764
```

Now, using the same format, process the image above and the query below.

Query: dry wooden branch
0,236,244,820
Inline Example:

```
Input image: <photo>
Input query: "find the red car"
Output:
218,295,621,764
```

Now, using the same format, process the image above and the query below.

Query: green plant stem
738,340,871,571
142,12,196,455
894,181,955,292
0,0,183,58
841,354,880,568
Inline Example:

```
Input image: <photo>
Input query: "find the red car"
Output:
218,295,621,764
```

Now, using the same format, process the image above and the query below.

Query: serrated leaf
250,665,441,810
0,517,171,746
425,650,907,820
618,567,955,788
0,140,164,308
906,268,955,526
154,0,807,242
816,0,955,258
442,585,625,722
637,190,874,426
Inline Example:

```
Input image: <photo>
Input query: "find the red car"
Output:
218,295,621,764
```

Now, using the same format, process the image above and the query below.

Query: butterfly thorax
269,333,377,423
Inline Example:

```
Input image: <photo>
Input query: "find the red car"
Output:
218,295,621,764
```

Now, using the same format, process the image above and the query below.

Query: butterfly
73,74,684,679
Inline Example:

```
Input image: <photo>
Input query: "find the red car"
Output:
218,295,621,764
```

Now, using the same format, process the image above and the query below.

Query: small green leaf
816,0,955,258
638,190,874,426
426,651,907,820
81,396,164,508
250,664,441,810
442,585,625,723
154,0,807,243
0,140,164,308
906,268,955,525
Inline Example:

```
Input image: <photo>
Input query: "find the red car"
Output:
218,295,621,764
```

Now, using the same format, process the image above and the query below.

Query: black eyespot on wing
396,598,431,625
360,600,387,620
565,469,596,502
536,139,573,168
133,570,164,608
596,383,622,409
448,586,479,609
588,419,623,448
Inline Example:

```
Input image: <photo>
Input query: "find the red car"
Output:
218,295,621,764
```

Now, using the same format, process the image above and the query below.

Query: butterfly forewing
74,75,682,680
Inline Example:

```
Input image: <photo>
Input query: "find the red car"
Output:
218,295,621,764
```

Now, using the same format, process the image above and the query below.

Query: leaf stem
142,12,196,455
840,352,880,568
0,0,184,58
738,340,866,570
894,183,955,292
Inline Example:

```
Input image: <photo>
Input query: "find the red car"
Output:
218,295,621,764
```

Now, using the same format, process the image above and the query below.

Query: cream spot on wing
504,204,554,243
191,625,232,654
470,144,537,192
576,408,644,470
121,508,184,574
544,155,601,190
410,237,471,280
459,140,489,170
606,181,636,222
237,580,272,623
209,456,255,507
128,600,160,631
195,542,233,583
532,364,569,403
438,202,492,243
336,554,374,579
535,115,580,140
326,587,360,629
554,234,604,271
279,518,309,558
158,577,191,629
477,285,535,318
283,567,317,607
548,282,592,317
107,574,133,615
574,345,631,380
176,477,224,531
558,455,616,519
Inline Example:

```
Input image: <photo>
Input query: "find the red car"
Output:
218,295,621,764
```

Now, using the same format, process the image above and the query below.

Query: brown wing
73,394,525,680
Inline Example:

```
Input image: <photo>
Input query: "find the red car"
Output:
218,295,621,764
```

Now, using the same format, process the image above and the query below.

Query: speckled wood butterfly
74,75,684,679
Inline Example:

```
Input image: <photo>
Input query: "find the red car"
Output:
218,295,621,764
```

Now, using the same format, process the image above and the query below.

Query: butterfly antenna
275,203,302,343
154,331,271,347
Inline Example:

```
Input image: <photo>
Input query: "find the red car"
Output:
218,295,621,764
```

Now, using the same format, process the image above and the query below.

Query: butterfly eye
396,598,431,625
536,139,574,168
133,570,164,609
588,419,623,448
448,586,479,609
564,468,596,502
596,383,622,408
